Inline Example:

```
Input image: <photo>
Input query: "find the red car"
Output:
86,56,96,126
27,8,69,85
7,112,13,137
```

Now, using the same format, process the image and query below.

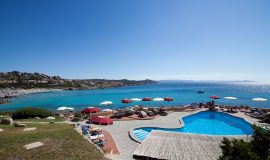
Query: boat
197,90,205,94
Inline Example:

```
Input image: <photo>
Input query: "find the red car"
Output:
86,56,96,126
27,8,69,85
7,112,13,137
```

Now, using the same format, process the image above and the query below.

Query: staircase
133,129,150,141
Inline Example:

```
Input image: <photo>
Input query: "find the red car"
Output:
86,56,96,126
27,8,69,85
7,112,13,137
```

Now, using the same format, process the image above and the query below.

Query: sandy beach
0,88,62,98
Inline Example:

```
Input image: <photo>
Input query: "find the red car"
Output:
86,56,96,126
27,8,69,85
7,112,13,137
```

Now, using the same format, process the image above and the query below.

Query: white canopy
252,98,267,102
102,109,113,112
153,98,164,102
100,101,113,105
224,97,237,100
130,98,142,101
57,106,74,111
57,106,67,111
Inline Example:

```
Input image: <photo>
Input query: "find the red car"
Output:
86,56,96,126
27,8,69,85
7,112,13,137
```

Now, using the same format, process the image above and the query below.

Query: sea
1,81,270,112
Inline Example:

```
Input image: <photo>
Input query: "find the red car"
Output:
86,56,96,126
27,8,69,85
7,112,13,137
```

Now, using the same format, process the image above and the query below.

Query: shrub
262,114,270,124
219,138,260,160
74,112,81,118
219,125,270,160
49,121,55,124
12,108,53,119
251,125,270,159
72,117,81,122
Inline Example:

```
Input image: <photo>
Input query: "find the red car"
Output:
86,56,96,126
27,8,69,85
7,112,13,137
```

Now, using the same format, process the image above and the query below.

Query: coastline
0,88,62,98
0,82,157,98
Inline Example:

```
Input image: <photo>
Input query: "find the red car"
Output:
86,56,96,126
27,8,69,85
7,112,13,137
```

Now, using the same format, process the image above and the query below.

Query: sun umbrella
57,106,67,111
99,118,113,125
142,97,152,101
99,101,113,106
88,107,95,108
66,107,74,110
164,97,174,107
153,98,164,107
130,98,142,101
210,95,220,99
91,116,113,125
252,98,267,102
102,109,113,112
224,97,237,100
121,99,132,103
153,98,164,102
164,97,174,101
81,107,100,113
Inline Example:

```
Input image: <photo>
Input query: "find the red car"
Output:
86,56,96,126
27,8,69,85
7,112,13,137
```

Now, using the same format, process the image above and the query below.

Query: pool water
133,111,253,141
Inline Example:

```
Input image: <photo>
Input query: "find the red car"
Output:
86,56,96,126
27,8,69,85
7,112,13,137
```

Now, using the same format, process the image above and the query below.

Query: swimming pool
132,111,253,141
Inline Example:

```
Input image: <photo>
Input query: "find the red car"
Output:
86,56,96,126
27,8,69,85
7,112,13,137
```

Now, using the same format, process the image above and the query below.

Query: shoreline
0,88,62,98
0,83,157,98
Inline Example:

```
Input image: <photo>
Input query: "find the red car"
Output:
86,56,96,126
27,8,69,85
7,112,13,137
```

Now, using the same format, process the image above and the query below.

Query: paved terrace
98,110,259,160
133,130,250,160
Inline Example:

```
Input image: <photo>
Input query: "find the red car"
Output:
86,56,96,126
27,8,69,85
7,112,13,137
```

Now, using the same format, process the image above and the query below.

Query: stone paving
24,142,44,150
101,110,259,160
23,127,36,132
101,112,191,160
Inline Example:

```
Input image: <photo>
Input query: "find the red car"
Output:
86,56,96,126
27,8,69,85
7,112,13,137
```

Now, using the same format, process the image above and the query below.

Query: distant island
0,71,157,99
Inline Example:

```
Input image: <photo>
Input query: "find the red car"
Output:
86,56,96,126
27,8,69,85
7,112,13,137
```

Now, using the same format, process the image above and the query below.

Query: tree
262,114,270,124
251,125,270,159
219,138,259,160
219,125,270,160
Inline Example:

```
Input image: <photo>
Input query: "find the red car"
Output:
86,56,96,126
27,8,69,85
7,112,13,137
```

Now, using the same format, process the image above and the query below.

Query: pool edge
129,110,255,143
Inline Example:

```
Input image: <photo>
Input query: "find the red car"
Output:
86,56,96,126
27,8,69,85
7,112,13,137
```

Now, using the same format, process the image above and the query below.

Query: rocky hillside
0,71,157,90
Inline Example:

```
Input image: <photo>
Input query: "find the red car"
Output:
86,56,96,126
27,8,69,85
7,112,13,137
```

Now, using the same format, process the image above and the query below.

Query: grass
0,123,105,160
13,117,64,122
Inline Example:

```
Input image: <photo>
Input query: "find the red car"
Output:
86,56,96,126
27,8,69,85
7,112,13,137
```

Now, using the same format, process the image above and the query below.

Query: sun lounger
81,125,91,135
226,109,238,113
138,111,147,118
89,134,104,140
251,112,266,119
95,140,107,147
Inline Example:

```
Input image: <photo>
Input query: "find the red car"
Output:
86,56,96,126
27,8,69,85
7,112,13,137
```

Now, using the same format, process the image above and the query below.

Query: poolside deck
93,110,258,160
133,130,250,160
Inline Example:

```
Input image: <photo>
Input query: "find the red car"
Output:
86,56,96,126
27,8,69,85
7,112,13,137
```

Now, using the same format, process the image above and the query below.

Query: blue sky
0,0,270,83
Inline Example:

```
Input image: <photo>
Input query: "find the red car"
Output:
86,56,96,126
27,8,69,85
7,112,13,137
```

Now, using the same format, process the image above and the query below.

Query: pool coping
129,110,255,143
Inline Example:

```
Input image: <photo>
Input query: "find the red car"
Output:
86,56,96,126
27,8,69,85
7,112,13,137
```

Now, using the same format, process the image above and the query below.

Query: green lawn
0,123,105,160
14,117,64,122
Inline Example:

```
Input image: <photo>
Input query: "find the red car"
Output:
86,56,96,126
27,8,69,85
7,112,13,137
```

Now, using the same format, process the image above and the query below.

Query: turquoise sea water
133,111,253,141
0,81,270,111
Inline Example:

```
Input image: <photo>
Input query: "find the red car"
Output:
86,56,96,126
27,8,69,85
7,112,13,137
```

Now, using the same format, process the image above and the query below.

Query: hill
0,71,157,90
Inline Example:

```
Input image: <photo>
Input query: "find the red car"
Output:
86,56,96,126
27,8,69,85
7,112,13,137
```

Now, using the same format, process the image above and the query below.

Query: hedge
12,108,53,119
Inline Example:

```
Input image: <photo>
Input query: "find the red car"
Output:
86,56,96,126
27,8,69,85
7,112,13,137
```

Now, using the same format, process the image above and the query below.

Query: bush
219,125,270,160
262,114,270,124
12,108,53,119
74,112,81,118
49,121,55,124
72,117,81,122
219,138,260,160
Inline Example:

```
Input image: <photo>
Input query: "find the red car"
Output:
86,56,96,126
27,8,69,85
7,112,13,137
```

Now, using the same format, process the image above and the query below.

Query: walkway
101,110,259,160
101,112,191,160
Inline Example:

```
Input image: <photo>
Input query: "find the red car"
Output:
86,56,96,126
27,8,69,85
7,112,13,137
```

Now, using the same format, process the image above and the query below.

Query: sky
0,0,270,83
